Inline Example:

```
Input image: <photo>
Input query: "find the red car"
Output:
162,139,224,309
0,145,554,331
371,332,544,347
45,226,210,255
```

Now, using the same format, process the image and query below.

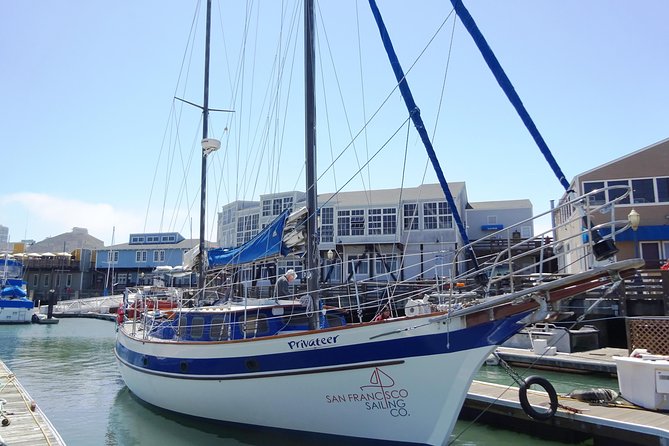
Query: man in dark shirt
276,269,297,298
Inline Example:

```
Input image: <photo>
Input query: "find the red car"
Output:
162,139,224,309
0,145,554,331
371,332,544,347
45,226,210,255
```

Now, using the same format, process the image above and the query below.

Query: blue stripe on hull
117,311,530,377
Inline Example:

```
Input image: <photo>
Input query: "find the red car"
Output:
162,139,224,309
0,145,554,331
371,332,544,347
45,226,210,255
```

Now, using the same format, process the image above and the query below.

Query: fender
519,375,558,421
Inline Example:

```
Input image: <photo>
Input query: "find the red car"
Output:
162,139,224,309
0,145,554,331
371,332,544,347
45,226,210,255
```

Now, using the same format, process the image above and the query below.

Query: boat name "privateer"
287,335,340,350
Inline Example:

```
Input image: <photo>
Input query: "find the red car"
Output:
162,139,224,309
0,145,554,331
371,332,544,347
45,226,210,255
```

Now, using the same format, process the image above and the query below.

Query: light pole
628,208,640,258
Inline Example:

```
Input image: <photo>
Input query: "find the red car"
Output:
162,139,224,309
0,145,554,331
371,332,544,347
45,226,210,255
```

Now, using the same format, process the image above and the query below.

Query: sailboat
115,1,642,444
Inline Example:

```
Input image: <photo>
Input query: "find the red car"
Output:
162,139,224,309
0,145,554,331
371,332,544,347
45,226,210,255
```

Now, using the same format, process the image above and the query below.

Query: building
216,183,534,284
0,225,8,253
554,137,669,273
95,232,213,293
22,227,105,301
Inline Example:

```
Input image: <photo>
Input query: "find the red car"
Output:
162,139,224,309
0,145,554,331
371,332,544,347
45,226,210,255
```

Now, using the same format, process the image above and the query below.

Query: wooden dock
0,361,66,445
495,346,628,375
462,380,669,445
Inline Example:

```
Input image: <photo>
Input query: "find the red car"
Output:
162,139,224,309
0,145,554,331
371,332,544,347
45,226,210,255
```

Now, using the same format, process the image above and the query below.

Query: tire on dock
519,375,558,421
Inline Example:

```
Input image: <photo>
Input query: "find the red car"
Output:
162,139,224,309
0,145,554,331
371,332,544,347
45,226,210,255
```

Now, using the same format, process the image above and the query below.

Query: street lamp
628,209,641,258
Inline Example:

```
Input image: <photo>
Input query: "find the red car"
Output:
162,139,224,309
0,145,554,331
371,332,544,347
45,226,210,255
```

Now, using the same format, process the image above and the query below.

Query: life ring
518,375,558,421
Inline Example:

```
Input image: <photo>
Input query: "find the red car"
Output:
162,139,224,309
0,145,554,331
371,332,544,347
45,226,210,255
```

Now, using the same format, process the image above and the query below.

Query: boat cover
208,209,290,267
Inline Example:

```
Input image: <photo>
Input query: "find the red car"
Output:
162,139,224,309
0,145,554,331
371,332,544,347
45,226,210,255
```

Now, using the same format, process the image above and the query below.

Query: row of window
320,202,452,242
237,214,260,245
32,273,73,288
130,234,177,244
262,197,294,217
583,177,669,205
106,250,167,263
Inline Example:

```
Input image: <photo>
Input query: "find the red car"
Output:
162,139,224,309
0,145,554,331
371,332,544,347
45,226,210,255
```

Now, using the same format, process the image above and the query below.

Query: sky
1,1,668,247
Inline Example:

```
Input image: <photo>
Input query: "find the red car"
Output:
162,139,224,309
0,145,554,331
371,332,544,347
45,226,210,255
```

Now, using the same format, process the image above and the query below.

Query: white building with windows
216,183,533,284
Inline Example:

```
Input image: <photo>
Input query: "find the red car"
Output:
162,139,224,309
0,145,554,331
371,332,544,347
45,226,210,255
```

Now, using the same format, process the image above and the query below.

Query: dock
462,380,669,445
494,346,628,375
0,361,66,445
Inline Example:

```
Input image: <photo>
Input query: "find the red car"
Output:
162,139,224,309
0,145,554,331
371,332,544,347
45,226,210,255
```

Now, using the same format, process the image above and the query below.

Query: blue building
95,232,213,292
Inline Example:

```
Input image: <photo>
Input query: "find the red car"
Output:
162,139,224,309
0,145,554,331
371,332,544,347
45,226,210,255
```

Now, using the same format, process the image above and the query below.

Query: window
210,317,228,340
237,214,260,245
347,255,369,275
66,274,72,287
403,203,418,230
221,208,234,224
368,208,396,235
130,236,144,244
262,200,271,217
582,182,605,205
368,209,382,235
43,274,50,287
283,197,293,212
242,315,269,337
190,317,205,339
632,179,654,204
146,235,160,243
657,177,669,203
273,199,282,215
423,202,452,229
382,208,397,235
107,251,118,262
135,250,147,262
32,274,39,287
374,255,398,277
338,210,351,236
608,180,630,204
487,215,497,224
153,250,165,262
351,210,365,235
320,207,334,243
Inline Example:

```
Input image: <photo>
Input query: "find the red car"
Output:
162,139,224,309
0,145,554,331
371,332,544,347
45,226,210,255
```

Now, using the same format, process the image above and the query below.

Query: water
0,319,612,445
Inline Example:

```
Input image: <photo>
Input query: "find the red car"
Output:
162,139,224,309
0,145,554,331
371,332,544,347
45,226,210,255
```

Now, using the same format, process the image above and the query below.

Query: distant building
0,225,8,253
22,228,105,301
95,232,214,293
554,137,669,273
216,183,535,284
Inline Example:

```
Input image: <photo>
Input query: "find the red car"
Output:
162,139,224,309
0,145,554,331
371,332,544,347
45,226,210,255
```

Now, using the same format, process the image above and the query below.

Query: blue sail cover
208,209,290,267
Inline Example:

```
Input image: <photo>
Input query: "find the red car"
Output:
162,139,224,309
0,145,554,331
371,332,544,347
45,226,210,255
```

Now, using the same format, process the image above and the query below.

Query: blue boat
0,257,34,324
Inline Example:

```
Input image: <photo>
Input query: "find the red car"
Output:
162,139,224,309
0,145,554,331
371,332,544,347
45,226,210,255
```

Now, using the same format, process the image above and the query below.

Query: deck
494,346,627,375
463,380,669,445
0,361,66,446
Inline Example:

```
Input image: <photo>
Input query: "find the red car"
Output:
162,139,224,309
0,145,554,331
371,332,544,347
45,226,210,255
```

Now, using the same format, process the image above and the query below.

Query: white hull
0,305,33,324
117,314,501,445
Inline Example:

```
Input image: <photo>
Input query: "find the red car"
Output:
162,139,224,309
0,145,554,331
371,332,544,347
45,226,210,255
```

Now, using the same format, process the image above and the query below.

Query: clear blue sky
1,1,667,246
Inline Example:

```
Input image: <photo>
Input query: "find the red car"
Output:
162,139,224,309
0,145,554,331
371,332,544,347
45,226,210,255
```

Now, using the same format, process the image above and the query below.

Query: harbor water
0,318,614,445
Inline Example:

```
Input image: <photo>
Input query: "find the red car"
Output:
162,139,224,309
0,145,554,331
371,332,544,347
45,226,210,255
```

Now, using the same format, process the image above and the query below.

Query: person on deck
276,269,297,298
373,306,391,322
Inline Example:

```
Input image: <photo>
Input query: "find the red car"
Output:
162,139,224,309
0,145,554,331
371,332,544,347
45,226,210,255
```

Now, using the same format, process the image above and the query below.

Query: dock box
614,355,669,410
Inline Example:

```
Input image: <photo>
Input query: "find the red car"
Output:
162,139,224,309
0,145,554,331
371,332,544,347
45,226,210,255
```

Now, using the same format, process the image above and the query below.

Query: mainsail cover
208,209,290,267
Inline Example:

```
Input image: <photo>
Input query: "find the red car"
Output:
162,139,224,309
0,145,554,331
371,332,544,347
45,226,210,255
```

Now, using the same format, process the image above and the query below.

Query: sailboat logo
360,367,395,392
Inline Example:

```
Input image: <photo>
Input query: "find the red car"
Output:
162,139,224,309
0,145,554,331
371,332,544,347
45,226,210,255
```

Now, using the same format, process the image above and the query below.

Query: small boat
31,313,60,324
0,256,34,324
502,323,600,353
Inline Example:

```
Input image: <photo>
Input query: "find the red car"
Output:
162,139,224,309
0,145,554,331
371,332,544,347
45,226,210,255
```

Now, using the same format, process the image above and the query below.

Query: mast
304,0,320,329
197,0,214,294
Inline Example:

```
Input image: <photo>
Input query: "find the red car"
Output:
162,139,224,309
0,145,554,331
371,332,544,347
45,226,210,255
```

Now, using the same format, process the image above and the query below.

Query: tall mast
198,0,214,293
304,0,320,329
